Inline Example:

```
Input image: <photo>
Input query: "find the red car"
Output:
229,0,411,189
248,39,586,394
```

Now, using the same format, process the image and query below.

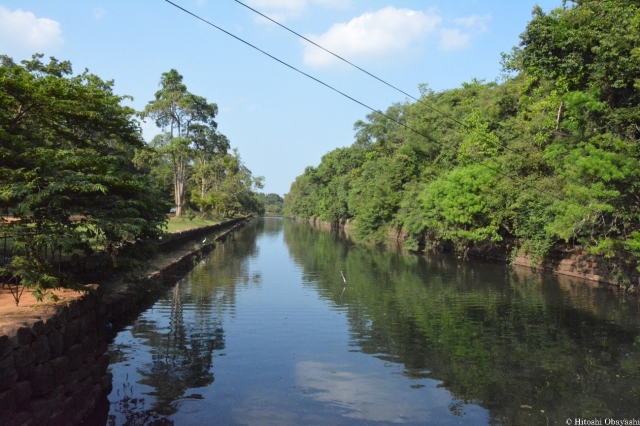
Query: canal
87,217,640,425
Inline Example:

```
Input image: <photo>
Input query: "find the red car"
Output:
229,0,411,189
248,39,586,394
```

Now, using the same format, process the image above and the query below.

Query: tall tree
141,69,218,216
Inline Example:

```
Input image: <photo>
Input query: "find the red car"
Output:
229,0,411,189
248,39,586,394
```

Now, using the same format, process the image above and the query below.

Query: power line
163,0,438,145
233,0,586,190
163,0,574,205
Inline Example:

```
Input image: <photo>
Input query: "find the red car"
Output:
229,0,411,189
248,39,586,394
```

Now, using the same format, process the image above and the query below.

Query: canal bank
296,217,640,290
0,217,250,426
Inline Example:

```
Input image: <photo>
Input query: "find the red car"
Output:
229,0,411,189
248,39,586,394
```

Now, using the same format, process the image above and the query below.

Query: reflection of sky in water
297,360,439,423
295,360,487,424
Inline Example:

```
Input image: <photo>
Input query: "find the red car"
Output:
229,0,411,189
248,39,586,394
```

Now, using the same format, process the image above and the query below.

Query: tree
257,193,284,215
141,69,218,216
0,54,169,301
213,150,264,218
190,123,230,206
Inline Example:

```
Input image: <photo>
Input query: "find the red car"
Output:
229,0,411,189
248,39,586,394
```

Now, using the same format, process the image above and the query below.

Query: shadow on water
86,218,640,425
282,219,640,425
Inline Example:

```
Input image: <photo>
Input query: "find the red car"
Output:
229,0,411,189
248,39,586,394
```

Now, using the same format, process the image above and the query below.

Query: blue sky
1,0,562,196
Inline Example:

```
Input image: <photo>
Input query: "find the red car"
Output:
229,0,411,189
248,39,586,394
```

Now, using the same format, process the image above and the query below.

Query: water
89,218,640,425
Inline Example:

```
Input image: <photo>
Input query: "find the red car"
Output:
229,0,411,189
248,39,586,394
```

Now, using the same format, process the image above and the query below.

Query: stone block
47,385,65,402
58,306,69,322
78,376,94,395
81,332,99,354
90,383,103,401
2,326,32,348
7,412,34,426
48,329,64,357
96,354,110,376
0,357,17,393
84,311,97,334
41,320,53,336
99,373,113,393
31,363,54,396
63,320,79,349
13,346,35,380
30,320,45,338
72,395,96,424
59,395,75,415
50,356,69,387
30,335,50,364
14,381,32,411
67,300,82,319
0,389,16,415
64,377,80,395
91,341,108,358
29,397,56,417
66,343,86,370
47,408,72,426
0,334,12,360
44,314,62,333
76,363,90,382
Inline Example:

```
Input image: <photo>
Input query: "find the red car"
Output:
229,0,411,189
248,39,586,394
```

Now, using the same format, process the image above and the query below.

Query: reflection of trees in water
107,375,174,426
283,218,640,424
106,219,265,425
260,217,283,237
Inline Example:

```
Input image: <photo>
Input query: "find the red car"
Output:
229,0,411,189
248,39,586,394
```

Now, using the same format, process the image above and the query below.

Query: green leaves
420,164,502,246
0,55,169,301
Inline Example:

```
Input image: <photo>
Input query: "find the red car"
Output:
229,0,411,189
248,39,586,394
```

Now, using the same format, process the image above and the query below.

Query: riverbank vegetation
0,56,263,300
284,1,640,275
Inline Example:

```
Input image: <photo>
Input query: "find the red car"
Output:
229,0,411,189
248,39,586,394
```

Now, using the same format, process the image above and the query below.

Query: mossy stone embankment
0,217,249,426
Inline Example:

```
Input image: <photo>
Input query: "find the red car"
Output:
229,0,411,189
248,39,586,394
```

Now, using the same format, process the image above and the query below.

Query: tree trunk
174,156,185,216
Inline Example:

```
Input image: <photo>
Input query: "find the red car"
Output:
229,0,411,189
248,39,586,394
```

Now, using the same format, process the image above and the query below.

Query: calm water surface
92,218,640,425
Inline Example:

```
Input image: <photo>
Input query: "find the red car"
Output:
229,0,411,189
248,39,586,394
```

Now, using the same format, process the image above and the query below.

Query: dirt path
0,219,245,326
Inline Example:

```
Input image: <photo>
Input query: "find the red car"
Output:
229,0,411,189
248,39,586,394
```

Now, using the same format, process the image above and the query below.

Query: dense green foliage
284,1,640,274
257,192,284,215
0,55,169,300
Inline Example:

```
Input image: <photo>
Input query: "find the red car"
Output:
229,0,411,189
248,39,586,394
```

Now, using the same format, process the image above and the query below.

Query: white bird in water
202,237,207,244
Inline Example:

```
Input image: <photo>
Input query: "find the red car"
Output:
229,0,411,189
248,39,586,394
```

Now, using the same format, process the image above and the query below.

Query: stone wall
0,218,250,426
0,286,110,426
157,217,247,252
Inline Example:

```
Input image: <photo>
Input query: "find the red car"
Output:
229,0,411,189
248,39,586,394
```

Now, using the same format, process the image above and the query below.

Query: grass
164,215,222,233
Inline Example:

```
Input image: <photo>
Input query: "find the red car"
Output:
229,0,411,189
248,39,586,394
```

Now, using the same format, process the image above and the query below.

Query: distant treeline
258,193,284,215
284,1,640,271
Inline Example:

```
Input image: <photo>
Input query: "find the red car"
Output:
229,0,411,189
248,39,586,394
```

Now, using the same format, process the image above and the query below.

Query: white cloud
439,28,471,51
0,7,63,55
296,361,446,423
303,7,441,68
